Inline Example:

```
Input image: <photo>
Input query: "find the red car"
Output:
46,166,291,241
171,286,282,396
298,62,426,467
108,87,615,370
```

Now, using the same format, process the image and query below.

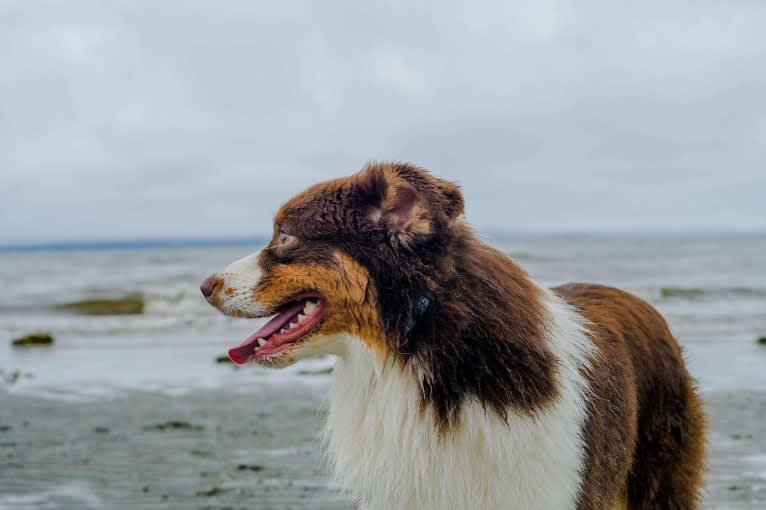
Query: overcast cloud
1,0,764,243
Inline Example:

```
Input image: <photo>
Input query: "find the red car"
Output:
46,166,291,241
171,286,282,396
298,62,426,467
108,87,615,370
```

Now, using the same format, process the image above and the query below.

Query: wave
0,282,227,337
4,279,764,338
652,286,766,300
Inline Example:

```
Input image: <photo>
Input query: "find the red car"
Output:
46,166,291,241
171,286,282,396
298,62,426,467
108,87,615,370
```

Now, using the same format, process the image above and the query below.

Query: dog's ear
355,162,464,247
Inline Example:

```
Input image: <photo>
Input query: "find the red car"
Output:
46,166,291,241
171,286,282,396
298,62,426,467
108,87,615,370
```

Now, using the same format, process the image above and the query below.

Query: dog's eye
278,231,296,247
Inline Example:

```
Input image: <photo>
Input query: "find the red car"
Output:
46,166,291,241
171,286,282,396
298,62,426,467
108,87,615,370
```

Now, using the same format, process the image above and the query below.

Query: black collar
404,294,435,336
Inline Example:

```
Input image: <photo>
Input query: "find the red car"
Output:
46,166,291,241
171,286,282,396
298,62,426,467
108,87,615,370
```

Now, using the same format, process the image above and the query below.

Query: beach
1,385,765,509
1,236,765,509
0,383,351,510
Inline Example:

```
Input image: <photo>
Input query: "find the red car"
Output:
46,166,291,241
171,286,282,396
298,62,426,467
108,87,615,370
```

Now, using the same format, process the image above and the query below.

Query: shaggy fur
202,162,707,509
325,288,594,510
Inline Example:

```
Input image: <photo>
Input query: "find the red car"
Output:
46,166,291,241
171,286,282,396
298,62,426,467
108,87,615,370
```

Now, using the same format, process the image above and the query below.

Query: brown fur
252,252,384,356
555,284,707,509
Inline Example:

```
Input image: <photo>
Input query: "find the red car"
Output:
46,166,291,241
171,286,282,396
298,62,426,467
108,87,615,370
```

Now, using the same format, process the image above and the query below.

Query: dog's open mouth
227,294,326,365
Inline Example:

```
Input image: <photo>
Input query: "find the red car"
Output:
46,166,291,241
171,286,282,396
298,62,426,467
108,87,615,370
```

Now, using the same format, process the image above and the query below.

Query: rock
142,421,205,432
237,464,265,472
756,336,766,345
195,487,230,497
56,296,144,315
215,355,233,364
12,332,54,347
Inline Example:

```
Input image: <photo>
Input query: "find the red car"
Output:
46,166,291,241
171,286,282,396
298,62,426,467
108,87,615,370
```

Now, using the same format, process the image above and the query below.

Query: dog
201,162,706,509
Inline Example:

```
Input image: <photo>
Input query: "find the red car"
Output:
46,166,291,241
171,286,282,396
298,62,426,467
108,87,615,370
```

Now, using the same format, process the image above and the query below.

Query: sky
1,0,765,244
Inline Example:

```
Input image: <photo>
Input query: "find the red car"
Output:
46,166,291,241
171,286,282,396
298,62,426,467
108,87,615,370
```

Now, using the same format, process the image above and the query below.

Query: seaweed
56,296,144,315
11,332,54,347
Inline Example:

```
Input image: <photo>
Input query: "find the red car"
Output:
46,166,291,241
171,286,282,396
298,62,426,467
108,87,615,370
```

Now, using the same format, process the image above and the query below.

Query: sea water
1,235,764,400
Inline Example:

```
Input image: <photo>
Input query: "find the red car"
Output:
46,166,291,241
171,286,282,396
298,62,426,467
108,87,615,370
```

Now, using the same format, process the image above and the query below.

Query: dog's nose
200,274,222,299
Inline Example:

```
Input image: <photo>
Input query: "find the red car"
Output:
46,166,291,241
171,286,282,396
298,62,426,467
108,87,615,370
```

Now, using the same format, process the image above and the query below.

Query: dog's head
201,162,465,367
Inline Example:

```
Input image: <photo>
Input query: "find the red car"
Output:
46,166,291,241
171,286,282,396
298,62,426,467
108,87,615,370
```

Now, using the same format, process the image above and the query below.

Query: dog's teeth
280,328,288,334
289,321,298,329
257,338,267,347
297,313,306,322
304,301,317,313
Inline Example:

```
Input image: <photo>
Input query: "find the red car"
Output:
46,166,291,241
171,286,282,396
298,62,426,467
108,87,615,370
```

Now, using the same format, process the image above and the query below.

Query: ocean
1,235,764,399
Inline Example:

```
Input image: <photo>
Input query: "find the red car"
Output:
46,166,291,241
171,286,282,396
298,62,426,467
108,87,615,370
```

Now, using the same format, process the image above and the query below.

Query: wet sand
705,390,766,508
0,381,353,510
1,380,765,509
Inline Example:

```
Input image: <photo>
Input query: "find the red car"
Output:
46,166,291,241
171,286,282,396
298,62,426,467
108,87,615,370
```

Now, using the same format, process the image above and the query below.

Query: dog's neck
323,287,595,509
363,239,563,427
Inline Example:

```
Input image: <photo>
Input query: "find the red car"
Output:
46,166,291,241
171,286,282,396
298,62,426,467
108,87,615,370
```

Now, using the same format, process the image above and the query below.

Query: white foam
0,481,103,510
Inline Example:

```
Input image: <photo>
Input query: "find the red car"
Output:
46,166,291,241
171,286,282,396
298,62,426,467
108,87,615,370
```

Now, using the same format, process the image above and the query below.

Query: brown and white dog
201,162,706,509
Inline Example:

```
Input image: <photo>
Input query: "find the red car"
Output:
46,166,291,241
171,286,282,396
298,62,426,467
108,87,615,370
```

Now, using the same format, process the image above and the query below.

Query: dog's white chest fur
323,292,594,510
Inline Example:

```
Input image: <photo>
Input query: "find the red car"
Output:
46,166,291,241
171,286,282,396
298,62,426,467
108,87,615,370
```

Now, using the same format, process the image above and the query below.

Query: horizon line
1,229,764,253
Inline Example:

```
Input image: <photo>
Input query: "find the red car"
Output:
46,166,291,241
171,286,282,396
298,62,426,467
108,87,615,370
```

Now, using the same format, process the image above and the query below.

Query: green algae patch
12,332,54,347
56,296,144,315
660,287,705,299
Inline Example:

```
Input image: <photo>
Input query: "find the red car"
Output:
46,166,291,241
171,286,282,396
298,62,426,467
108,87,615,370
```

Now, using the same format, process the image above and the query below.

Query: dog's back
555,283,706,509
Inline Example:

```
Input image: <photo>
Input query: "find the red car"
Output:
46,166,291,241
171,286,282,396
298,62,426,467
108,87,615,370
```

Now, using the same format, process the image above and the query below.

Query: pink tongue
227,300,306,365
